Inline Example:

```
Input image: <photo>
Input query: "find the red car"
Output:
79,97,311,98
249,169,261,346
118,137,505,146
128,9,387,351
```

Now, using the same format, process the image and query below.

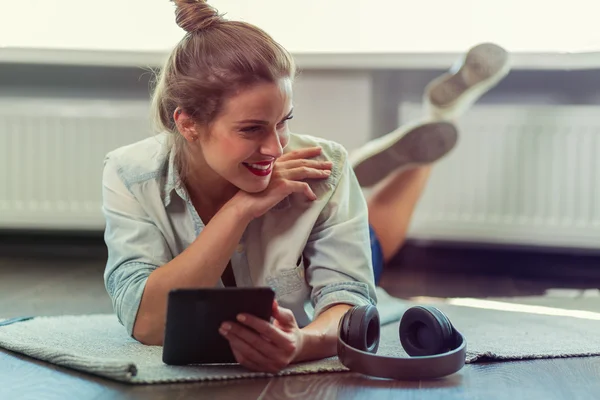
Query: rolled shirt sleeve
303,147,378,318
101,154,171,336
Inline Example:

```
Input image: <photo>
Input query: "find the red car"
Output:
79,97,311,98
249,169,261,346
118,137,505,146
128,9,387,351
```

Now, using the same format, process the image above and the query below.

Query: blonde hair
150,0,296,179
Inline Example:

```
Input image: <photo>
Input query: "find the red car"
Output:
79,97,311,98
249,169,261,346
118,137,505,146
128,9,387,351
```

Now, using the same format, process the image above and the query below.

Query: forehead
223,79,293,117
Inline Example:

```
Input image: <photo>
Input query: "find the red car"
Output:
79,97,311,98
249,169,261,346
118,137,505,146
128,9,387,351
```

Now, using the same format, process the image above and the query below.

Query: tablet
162,287,275,365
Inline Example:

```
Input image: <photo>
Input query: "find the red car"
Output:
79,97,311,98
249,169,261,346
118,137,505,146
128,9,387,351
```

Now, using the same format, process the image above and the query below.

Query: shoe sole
352,121,458,187
426,43,510,119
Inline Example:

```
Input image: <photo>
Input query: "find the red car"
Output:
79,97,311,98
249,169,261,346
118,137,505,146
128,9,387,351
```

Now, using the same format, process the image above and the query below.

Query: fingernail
221,323,231,331
219,328,228,336
323,170,331,175
237,314,246,322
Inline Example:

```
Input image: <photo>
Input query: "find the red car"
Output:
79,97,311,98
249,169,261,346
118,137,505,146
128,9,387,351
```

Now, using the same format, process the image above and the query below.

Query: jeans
369,225,384,285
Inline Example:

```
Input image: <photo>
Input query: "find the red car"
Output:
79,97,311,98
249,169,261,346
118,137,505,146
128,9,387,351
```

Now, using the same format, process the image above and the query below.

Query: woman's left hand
219,300,304,374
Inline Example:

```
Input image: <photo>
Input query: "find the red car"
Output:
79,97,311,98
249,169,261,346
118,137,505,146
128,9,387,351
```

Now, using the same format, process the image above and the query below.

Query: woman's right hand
232,147,333,220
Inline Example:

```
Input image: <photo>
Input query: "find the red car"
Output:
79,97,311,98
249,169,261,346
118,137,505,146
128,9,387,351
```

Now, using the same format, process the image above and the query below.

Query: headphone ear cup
399,306,454,356
340,305,380,353
338,306,357,343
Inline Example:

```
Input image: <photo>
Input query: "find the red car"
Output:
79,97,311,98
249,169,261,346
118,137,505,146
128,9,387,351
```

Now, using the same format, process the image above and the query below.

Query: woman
102,0,509,374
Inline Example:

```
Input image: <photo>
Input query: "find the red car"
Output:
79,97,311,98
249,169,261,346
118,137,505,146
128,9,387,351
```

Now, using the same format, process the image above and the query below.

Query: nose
260,130,284,159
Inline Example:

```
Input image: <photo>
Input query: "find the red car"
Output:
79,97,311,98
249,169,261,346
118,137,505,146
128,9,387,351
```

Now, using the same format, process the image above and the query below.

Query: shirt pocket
266,254,308,299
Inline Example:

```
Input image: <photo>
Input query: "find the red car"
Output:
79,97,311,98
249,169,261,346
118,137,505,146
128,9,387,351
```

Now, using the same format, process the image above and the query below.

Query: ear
173,108,199,143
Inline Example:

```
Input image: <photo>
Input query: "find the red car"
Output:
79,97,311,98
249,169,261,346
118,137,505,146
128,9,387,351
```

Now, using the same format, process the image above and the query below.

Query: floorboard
2,240,600,399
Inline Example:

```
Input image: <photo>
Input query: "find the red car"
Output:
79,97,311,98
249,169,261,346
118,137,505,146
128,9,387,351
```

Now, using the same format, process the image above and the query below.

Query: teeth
247,163,271,170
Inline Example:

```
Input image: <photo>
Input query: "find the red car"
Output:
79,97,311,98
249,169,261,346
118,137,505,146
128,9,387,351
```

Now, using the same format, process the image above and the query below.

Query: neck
180,148,238,215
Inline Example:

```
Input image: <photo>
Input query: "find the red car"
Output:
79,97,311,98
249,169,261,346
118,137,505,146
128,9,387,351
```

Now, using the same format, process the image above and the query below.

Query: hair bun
172,0,223,33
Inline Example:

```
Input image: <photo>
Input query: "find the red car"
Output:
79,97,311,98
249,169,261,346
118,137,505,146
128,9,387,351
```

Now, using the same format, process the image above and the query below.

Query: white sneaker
350,121,458,187
424,42,511,121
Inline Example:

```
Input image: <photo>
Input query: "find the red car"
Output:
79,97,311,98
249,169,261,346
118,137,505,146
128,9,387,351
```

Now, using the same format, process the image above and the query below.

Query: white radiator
400,102,600,250
2,97,600,250
0,98,151,230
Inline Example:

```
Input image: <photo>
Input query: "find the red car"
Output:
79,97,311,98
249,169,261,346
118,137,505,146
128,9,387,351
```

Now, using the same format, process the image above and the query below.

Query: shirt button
236,244,244,253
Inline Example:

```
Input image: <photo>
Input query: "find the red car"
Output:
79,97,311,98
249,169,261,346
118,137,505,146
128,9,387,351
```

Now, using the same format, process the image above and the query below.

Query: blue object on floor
0,316,34,327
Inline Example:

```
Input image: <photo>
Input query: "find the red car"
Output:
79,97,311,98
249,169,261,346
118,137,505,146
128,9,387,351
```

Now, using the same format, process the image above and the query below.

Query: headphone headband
337,305,467,380
337,330,466,380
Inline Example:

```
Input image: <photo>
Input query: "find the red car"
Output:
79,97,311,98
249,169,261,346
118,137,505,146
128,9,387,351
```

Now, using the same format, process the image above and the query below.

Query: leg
368,165,432,264
356,43,511,266
354,120,458,266
351,43,510,188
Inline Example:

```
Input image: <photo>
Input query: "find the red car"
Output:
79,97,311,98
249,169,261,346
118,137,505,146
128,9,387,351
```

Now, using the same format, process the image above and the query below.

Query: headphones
337,304,466,380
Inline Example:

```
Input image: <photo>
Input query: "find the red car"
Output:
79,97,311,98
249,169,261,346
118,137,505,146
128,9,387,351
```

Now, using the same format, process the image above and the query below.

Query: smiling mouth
242,162,273,177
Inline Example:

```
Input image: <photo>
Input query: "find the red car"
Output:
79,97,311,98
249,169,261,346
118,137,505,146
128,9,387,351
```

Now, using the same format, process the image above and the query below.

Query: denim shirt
102,131,378,336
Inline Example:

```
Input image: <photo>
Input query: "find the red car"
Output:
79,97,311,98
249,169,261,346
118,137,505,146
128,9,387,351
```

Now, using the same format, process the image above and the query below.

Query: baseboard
2,230,600,284
0,229,107,260
391,239,600,283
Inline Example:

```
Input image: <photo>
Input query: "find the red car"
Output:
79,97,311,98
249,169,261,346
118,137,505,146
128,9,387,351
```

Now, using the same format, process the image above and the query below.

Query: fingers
277,158,333,171
278,166,331,182
285,181,316,201
278,146,322,162
220,321,280,357
227,334,280,373
271,147,332,200
230,346,267,373
220,323,288,374
275,155,332,183
272,305,296,328
276,152,332,182
235,314,294,351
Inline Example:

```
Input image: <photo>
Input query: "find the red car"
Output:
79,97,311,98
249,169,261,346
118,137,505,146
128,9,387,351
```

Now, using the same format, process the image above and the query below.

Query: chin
235,177,271,193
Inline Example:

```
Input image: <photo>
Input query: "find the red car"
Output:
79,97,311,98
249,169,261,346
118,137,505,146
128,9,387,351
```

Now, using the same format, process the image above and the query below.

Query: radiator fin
400,102,600,249
0,98,152,229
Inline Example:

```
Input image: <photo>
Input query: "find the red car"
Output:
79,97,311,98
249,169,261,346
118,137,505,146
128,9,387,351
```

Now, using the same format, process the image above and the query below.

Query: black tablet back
162,287,275,365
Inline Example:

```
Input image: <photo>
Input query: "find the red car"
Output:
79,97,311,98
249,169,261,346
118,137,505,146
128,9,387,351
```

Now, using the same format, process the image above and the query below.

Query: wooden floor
2,244,600,399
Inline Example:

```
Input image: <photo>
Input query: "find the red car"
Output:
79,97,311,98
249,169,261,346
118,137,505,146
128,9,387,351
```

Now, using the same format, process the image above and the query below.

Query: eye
277,115,294,128
241,126,262,133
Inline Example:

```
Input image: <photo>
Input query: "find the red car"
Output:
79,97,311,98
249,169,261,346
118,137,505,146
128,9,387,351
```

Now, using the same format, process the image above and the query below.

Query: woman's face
178,78,294,194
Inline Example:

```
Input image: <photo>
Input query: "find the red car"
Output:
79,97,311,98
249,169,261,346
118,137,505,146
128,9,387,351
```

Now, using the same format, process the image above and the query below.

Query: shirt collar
161,143,291,211
161,142,182,207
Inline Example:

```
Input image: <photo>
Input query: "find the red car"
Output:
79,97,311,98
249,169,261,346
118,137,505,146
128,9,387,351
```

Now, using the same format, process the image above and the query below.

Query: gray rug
1,288,600,384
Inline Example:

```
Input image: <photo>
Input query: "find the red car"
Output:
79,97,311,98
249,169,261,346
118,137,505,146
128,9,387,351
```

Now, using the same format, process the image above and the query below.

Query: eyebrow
236,108,294,125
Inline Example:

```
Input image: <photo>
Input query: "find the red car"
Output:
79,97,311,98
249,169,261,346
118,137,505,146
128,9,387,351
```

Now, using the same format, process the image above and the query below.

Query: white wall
1,0,598,53
0,65,375,231
290,71,373,152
